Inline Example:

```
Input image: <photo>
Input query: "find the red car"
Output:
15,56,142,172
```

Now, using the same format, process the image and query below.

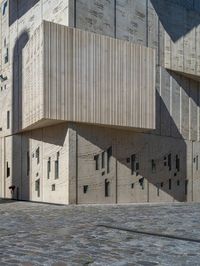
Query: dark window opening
177,180,180,186
168,154,171,171
35,179,40,197
4,48,8,64
196,155,199,171
102,152,105,169
169,179,171,190
55,152,59,179
107,146,112,173
105,179,110,197
176,155,180,172
151,159,156,173
102,171,105,176
7,110,10,129
185,180,188,195
161,182,164,188
126,157,130,163
27,152,30,176
36,147,40,164
139,177,144,190
131,183,134,189
94,154,99,170
47,157,51,179
52,184,55,191
6,162,10,177
2,1,7,15
131,154,136,175
83,185,88,194
157,186,159,196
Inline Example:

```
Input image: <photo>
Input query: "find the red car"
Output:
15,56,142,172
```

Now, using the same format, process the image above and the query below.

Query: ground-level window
6,162,10,177
35,179,40,197
105,179,110,197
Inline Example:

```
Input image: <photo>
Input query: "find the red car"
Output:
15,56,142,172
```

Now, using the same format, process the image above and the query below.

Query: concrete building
0,0,199,204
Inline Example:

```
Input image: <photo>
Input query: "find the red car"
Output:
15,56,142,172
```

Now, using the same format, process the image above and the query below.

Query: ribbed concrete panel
22,24,44,129
23,21,156,131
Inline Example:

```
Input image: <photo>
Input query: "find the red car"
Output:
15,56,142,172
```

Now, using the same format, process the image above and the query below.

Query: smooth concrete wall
0,123,70,204
69,123,196,204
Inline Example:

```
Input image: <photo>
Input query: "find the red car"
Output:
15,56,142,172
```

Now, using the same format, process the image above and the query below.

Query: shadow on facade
11,31,29,200
74,70,198,203
9,0,40,26
150,0,200,42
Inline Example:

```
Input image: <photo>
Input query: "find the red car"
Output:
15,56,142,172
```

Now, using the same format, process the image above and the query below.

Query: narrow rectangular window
47,157,51,179
35,179,40,197
131,154,136,175
55,152,59,179
169,179,171,190
2,1,7,15
157,186,159,196
36,147,40,164
196,156,199,171
139,177,144,190
105,179,110,197
176,155,180,172
151,159,156,173
168,154,171,171
7,110,10,129
6,162,10,177
185,180,188,195
52,184,55,191
83,185,88,194
4,48,8,63
107,146,112,173
27,152,30,176
101,152,105,169
94,154,99,170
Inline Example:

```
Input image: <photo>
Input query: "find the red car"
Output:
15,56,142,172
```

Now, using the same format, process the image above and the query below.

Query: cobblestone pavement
0,201,200,266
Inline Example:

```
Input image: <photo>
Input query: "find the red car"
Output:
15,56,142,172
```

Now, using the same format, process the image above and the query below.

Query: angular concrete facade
0,0,200,204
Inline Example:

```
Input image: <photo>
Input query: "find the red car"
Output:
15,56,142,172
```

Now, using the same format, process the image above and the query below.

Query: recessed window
185,180,188,195
47,157,51,179
151,159,156,173
107,146,112,173
27,152,30,176
131,154,136,175
6,162,10,177
2,1,7,15
168,154,171,171
157,186,159,196
55,152,59,179
105,179,110,197
177,180,180,186
7,110,10,129
52,184,55,191
131,183,134,189
176,155,180,172
83,185,88,194
101,152,105,169
161,182,164,188
139,177,144,190
94,154,99,170
35,179,40,197
195,155,199,171
36,147,40,164
4,48,9,64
